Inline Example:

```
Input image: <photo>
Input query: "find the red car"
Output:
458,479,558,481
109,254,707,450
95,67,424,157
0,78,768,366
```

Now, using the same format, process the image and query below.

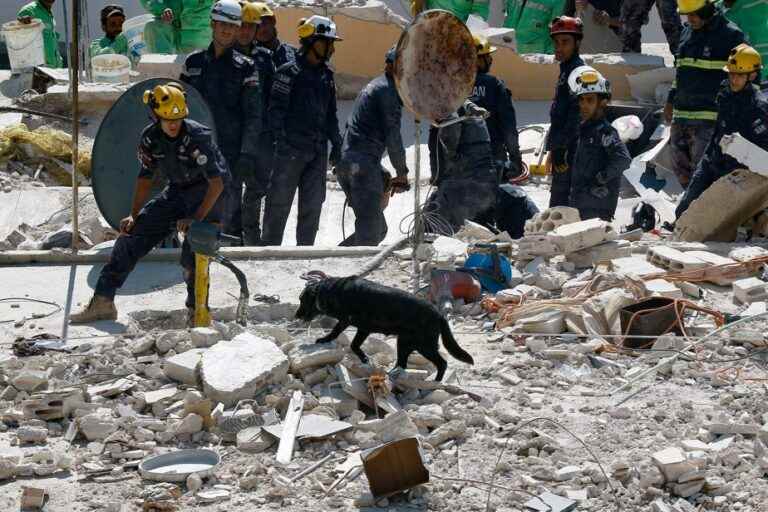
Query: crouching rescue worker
90,5,129,58
70,83,228,323
426,100,498,233
676,44,768,218
547,16,585,208
262,16,343,246
470,36,523,181
337,47,410,246
569,67,631,221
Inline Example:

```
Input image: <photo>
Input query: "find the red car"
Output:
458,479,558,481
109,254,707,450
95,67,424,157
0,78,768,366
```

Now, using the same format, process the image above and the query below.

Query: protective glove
391,174,411,193
234,154,256,179
551,146,569,173
591,185,610,199
595,171,609,185
329,145,341,168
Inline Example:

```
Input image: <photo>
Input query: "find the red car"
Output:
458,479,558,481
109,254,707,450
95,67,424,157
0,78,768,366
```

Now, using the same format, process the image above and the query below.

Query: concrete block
705,422,760,435
237,426,275,453
163,348,207,386
644,279,683,299
732,278,768,304
549,218,616,254
77,409,118,441
684,250,743,285
729,246,768,262
517,234,559,258
652,447,693,482
675,169,768,242
524,207,581,234
610,256,665,277
288,339,345,372
11,370,48,392
201,333,289,407
189,327,221,348
647,246,707,272
22,388,84,421
135,53,186,81
720,133,768,177
566,239,632,268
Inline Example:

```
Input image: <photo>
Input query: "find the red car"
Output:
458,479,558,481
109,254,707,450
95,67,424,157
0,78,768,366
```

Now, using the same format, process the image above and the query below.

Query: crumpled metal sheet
394,10,476,123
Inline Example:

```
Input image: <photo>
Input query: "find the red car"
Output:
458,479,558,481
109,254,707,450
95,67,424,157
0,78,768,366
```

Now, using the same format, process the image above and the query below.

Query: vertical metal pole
411,119,423,293
70,0,80,252
61,0,70,67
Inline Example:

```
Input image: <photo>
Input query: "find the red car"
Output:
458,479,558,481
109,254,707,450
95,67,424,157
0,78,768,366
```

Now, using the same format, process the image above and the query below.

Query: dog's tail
440,317,474,365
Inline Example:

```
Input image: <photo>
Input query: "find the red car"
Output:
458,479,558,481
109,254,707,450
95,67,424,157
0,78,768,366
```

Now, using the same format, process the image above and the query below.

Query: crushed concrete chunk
190,327,221,348
201,333,288,407
288,339,344,371
163,348,206,386
549,218,616,253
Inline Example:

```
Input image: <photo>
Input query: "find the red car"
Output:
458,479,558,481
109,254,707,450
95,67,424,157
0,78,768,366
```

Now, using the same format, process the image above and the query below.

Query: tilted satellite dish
393,9,477,123
91,78,217,230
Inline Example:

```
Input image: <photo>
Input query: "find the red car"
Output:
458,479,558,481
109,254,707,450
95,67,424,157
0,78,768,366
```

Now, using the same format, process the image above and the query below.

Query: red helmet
549,16,584,39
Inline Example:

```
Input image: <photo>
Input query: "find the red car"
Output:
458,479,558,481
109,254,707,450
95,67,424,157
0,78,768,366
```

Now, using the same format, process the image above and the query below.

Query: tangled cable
0,297,62,324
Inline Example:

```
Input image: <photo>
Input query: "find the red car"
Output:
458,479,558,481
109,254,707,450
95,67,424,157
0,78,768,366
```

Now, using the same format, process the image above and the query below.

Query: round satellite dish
91,78,216,230
393,9,477,123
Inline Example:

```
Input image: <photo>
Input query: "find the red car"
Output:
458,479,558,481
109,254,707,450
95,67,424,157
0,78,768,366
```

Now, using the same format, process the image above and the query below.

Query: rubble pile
1,209,768,509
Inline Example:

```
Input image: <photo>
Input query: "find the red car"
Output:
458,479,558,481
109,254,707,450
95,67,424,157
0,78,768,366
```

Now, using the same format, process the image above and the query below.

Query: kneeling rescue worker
569,67,631,221
70,83,228,323
675,44,768,218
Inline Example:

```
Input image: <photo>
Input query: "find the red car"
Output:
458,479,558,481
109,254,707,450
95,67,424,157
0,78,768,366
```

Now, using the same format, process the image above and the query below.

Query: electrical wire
0,297,62,324
431,474,551,511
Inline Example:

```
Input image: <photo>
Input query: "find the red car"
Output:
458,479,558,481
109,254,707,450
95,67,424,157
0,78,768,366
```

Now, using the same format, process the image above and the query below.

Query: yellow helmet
473,35,497,56
725,43,762,74
677,0,711,14
143,82,188,120
241,1,273,24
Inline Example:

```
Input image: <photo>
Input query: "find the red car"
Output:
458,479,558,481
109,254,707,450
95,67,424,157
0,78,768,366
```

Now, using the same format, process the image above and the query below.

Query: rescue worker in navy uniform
469,35,523,180
676,44,768,217
336,47,410,246
426,100,498,233
262,16,343,246
70,83,228,323
253,2,297,68
664,0,744,188
180,0,262,243
569,67,631,221
235,1,276,245
547,16,585,208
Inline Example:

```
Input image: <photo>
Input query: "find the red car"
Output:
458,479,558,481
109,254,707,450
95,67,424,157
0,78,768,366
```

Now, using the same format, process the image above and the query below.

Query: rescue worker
547,16,585,208
90,5,129,58
141,0,214,54
180,0,263,242
676,44,768,217
426,101,498,233
469,35,523,180
337,47,410,247
504,0,568,54
70,82,228,323
236,0,276,245
262,16,343,246
719,0,768,82
620,0,683,54
569,67,631,221
411,0,489,21
17,0,63,68
253,3,297,67
494,184,539,239
665,0,744,187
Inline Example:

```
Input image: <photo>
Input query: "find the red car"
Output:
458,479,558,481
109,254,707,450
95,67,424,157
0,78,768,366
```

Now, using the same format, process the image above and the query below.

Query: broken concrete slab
163,348,207,386
201,333,289,407
549,218,616,254
732,278,768,304
675,169,768,242
288,339,345,372
647,246,707,273
644,279,684,298
566,239,632,268
237,426,276,453
684,250,743,285
135,53,186,81
652,447,694,483
610,256,665,277
720,133,768,177
189,327,221,348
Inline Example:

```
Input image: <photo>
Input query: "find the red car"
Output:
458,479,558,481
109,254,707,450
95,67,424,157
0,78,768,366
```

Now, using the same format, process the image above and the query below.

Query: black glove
591,185,609,199
595,171,609,185
234,154,255,178
551,146,568,173
329,145,341,168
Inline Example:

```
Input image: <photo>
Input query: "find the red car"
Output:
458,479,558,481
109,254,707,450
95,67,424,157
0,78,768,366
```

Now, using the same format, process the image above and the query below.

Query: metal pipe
411,119,423,293
69,0,80,252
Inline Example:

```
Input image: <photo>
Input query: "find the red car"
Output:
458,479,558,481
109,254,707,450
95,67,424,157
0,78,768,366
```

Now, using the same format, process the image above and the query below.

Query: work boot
69,295,117,324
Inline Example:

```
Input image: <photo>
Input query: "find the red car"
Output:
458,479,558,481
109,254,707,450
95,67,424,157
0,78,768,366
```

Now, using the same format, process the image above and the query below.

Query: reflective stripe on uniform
676,57,729,70
741,0,768,9
673,109,718,121
525,1,549,11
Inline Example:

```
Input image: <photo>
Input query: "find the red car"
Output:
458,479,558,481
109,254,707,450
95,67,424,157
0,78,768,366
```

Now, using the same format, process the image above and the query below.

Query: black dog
295,275,474,380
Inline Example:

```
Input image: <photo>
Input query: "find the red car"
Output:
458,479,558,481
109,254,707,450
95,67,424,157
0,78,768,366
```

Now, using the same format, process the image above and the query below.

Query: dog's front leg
316,320,349,344
350,330,371,364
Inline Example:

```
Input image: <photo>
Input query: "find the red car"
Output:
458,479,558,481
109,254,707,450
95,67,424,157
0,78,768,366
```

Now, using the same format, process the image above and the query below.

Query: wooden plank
276,390,304,465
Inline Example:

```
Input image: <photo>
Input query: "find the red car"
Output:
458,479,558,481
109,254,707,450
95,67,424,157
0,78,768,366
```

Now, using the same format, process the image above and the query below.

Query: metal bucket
619,297,683,349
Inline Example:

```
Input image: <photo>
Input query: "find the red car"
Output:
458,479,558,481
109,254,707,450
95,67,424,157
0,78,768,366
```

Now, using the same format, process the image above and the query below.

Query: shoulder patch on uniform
232,50,254,68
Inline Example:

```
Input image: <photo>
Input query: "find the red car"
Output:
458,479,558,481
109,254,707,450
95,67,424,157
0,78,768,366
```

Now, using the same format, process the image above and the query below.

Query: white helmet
568,66,611,98
298,15,343,41
211,0,242,26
